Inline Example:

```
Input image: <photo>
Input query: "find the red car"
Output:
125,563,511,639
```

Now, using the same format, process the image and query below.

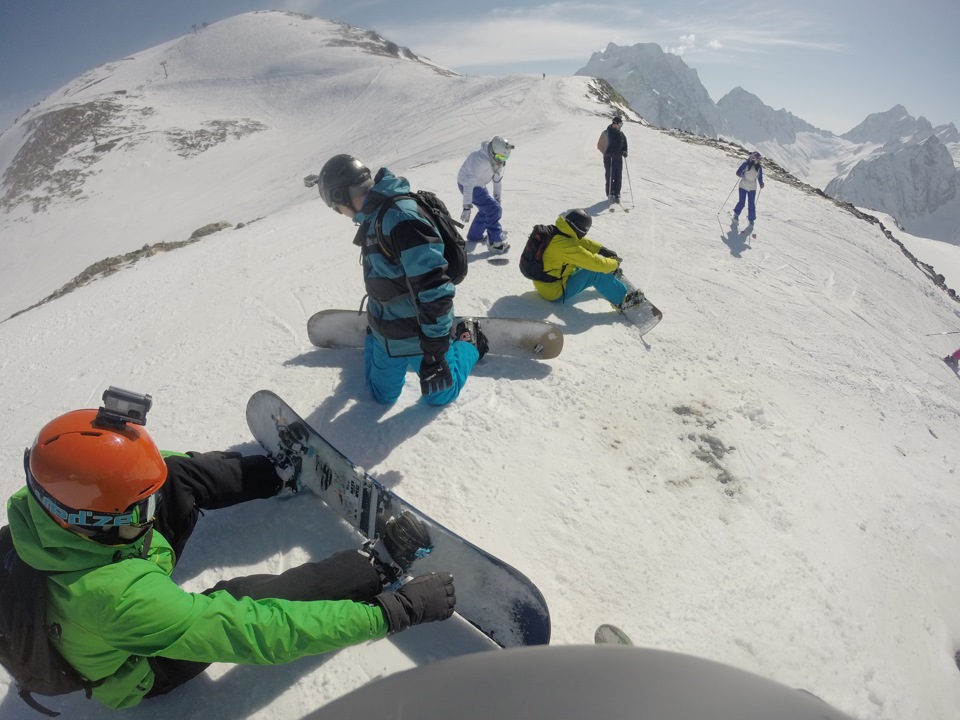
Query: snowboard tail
595,623,634,645
246,390,551,648
307,309,563,360
617,275,663,337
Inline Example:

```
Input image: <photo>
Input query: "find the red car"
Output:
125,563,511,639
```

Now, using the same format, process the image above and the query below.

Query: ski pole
925,330,960,336
718,179,739,214
624,157,635,207
716,179,740,231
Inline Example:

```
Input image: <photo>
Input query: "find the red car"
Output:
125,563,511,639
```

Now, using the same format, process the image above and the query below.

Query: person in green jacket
6,400,455,710
530,209,639,310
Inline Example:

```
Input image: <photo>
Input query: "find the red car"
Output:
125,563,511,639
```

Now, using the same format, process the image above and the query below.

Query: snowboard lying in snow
307,309,564,360
246,390,552,648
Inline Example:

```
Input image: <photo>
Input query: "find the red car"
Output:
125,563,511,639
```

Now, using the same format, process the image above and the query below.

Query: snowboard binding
365,511,433,586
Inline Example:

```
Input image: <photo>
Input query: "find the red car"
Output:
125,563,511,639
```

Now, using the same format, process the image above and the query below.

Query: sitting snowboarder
521,209,640,311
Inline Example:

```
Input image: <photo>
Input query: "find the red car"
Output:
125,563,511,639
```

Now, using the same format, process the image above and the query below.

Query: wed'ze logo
39,496,134,527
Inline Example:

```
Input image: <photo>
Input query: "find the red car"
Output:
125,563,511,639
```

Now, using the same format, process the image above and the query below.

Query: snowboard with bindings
245,390,552,648
307,309,564,360
616,274,663,337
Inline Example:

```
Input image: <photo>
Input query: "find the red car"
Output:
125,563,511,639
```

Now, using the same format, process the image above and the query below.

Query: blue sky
1,0,958,136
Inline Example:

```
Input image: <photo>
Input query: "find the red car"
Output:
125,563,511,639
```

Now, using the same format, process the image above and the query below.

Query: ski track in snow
1,12,960,720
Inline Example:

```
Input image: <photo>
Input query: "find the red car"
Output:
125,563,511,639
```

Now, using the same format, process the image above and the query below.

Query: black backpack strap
18,687,61,717
373,195,408,262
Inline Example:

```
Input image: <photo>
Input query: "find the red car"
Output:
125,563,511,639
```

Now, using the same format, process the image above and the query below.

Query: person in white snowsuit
732,151,765,226
457,136,514,252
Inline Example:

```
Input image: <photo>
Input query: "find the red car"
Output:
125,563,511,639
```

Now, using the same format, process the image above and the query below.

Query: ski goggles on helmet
25,463,162,539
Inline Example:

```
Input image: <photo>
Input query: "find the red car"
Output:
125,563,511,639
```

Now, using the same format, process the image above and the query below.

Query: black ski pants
604,154,624,198
144,452,381,698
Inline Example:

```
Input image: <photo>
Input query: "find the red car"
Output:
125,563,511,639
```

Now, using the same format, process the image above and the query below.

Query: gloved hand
374,572,456,634
598,246,623,263
420,354,453,396
493,194,501,204
622,151,628,158
759,183,765,190
460,207,472,223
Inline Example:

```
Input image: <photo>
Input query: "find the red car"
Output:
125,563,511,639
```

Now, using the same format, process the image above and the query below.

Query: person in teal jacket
6,402,455,709
311,154,488,406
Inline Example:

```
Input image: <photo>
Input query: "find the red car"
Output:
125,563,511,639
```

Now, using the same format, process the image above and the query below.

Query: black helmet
562,208,592,239
317,154,372,209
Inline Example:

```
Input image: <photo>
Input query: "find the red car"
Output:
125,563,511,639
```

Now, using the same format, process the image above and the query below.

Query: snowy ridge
1,11,960,720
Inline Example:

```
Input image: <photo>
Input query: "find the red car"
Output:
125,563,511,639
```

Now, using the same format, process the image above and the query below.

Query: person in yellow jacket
531,209,640,310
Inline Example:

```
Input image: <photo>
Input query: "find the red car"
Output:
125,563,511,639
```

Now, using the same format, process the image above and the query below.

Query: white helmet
488,136,515,165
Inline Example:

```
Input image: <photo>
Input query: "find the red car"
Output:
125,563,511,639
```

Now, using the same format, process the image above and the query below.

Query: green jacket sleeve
54,563,389,708
91,567,390,664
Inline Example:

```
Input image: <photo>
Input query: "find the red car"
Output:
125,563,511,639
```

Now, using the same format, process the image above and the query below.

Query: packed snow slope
2,11,960,720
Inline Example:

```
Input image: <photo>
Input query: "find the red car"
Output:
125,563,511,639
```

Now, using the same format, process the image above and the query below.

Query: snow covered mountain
2,11,960,720
826,135,960,238
575,42,725,137
716,86,824,146
574,43,960,242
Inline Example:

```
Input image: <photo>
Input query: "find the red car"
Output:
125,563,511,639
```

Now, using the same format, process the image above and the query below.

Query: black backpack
374,191,468,285
519,224,560,283
0,524,95,717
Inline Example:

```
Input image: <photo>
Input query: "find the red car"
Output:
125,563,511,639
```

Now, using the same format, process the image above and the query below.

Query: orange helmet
26,409,167,542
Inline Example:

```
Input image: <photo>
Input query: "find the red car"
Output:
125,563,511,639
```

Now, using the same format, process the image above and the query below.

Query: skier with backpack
519,209,640,311
731,151,765,229
597,115,628,203
312,154,488,406
1,389,455,713
457,135,515,253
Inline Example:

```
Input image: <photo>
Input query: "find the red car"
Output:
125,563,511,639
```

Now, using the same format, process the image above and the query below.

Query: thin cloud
378,5,846,70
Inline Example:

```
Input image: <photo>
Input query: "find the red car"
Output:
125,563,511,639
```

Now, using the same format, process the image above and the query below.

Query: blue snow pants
459,184,505,244
555,269,629,306
364,333,480,406
733,188,757,222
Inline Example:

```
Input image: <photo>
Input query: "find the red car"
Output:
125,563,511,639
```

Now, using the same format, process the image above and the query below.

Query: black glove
598,246,623,262
622,151,628,158
420,354,452,396
374,572,456,634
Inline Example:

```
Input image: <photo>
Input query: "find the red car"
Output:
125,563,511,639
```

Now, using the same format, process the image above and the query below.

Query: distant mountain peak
716,87,822,145
841,105,933,145
575,42,723,136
